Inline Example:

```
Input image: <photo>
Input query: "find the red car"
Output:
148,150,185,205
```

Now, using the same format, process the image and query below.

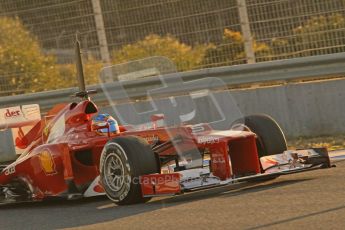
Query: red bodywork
0,99,273,201
1,101,104,198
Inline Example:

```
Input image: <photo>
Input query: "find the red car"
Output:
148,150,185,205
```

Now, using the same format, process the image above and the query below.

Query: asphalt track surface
1,151,345,230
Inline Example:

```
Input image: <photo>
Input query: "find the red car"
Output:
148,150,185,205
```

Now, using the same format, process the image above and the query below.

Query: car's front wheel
232,114,287,158
100,136,158,205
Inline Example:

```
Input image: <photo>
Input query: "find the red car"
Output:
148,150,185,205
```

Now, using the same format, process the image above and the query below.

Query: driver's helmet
92,113,119,135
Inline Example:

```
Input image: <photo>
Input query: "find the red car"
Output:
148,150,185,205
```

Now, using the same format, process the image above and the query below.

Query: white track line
329,150,345,161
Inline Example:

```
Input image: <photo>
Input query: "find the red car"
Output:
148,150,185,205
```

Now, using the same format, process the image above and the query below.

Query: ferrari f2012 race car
0,42,331,206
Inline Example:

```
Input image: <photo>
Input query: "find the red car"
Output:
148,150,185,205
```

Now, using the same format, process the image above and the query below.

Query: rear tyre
100,136,158,205
232,114,287,158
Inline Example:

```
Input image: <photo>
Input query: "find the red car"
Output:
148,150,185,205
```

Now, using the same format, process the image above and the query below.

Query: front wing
140,148,331,197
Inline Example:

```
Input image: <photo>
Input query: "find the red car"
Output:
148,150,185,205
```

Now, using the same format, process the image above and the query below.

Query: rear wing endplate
0,104,41,130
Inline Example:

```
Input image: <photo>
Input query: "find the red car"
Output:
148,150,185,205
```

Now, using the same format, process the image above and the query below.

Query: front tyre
100,136,158,205
232,114,287,158
232,114,287,180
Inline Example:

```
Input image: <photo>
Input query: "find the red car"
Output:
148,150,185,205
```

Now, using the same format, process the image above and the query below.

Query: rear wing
0,104,41,130
0,104,41,162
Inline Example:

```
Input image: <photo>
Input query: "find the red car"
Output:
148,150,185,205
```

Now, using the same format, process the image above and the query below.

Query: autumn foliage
112,34,211,71
1,14,345,95
0,17,59,95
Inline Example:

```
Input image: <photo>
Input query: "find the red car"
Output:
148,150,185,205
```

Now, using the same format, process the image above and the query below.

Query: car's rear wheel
100,136,158,205
232,114,287,158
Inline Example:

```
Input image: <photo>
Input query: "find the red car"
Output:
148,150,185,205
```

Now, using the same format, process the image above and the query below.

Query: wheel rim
104,152,126,192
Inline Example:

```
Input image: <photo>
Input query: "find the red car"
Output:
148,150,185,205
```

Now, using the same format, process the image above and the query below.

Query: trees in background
271,13,345,58
293,14,345,56
1,13,345,95
56,58,104,88
202,29,271,67
0,17,59,95
0,17,104,95
112,34,211,71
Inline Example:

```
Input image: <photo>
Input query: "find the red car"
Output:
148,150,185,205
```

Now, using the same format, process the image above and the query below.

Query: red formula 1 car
0,99,331,205
0,44,331,206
